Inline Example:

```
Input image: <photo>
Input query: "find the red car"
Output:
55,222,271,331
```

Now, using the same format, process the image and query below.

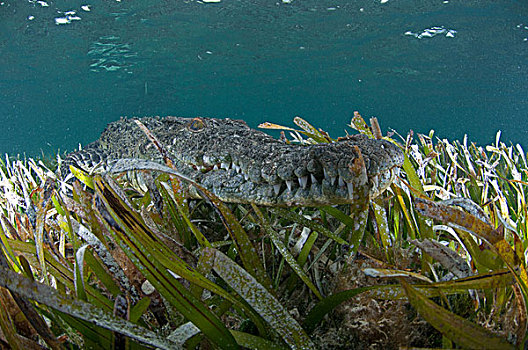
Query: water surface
1,0,527,156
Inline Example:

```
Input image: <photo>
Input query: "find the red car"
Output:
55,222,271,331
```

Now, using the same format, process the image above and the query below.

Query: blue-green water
1,0,527,156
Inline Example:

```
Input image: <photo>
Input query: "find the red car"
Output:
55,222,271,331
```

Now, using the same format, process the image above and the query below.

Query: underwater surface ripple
0,0,527,156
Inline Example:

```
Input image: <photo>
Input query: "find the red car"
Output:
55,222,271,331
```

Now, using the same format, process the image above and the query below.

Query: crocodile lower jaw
182,161,397,206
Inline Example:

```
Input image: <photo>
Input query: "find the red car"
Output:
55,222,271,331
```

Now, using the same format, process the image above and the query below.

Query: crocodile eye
188,118,206,132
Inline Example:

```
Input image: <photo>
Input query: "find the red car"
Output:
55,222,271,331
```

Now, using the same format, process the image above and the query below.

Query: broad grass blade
230,330,288,350
69,165,95,189
293,116,332,143
400,278,515,349
208,247,314,349
94,175,240,348
349,111,374,138
0,264,181,349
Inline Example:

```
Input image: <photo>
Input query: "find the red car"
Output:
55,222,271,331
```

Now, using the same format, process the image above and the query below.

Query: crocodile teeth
310,174,318,185
273,183,281,196
203,155,210,165
323,168,335,185
221,162,230,170
298,176,308,189
346,182,354,198
234,164,241,173
244,173,249,181
213,164,219,170
338,176,345,187
372,175,379,189
286,180,293,191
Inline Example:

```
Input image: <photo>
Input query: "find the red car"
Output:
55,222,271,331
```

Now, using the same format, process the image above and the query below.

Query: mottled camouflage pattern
62,116,403,206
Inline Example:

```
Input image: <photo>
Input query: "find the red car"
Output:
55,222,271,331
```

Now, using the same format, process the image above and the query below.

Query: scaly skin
62,116,404,206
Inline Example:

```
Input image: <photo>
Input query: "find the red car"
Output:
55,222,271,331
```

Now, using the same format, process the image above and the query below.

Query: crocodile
62,116,404,206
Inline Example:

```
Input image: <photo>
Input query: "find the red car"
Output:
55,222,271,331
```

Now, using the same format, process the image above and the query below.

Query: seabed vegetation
0,112,527,349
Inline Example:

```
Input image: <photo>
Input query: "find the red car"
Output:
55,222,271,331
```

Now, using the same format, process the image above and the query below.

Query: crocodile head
64,116,404,206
